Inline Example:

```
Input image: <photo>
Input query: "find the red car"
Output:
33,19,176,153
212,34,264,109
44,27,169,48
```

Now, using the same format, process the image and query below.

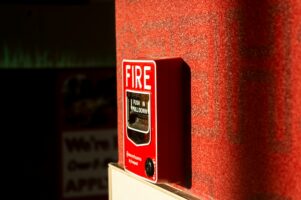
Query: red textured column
115,0,301,199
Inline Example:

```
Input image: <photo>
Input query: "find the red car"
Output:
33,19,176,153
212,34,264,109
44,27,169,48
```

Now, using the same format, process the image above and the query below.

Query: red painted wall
115,0,301,199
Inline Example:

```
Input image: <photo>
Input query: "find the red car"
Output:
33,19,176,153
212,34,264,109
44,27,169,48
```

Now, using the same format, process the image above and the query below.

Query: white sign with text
62,129,117,198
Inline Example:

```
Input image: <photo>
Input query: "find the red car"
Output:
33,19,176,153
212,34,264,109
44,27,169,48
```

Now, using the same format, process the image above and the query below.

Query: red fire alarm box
123,58,187,183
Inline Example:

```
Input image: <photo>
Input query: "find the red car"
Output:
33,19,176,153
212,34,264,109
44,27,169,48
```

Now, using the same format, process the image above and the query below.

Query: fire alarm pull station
123,58,186,184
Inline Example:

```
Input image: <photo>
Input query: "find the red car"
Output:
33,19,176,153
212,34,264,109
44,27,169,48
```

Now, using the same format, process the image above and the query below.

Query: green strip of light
0,46,115,68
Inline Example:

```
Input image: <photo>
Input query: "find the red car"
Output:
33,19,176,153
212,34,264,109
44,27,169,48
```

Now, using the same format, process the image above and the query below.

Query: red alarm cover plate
123,58,186,184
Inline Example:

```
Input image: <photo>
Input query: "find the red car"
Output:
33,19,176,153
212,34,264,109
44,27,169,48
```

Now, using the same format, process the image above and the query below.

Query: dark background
0,0,115,68
0,1,116,199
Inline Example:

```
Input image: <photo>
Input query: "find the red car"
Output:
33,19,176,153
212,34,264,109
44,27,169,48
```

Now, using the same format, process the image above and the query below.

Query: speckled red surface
115,0,301,199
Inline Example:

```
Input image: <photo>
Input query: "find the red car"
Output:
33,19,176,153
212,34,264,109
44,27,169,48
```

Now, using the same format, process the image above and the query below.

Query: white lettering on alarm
131,105,148,114
125,64,151,90
131,100,148,114
144,66,151,90
129,159,138,166
135,65,142,89
133,99,140,106
126,64,131,87
126,151,142,161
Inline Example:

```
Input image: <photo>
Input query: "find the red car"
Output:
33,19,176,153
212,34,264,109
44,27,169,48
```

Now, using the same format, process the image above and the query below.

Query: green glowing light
0,46,115,69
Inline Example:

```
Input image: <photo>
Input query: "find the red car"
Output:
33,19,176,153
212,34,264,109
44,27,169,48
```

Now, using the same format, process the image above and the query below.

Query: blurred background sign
58,68,117,200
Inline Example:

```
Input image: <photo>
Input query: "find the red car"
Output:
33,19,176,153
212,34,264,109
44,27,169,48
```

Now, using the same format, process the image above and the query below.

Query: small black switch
145,158,154,177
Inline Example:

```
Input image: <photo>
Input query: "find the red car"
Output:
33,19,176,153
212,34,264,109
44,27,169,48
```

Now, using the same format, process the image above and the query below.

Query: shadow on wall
183,61,192,188
226,0,292,199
